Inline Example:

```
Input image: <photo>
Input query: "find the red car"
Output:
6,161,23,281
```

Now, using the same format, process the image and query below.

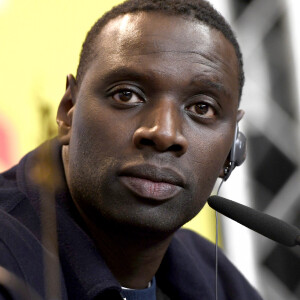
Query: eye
187,102,216,119
111,89,143,104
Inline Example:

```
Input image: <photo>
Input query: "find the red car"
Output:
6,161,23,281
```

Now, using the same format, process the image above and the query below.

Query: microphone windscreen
207,195,300,247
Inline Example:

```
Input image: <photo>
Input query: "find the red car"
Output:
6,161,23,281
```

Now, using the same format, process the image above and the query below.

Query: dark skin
57,12,244,289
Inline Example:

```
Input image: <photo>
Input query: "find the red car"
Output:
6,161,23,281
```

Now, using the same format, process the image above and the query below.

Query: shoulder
0,161,47,299
0,161,42,238
170,229,263,300
0,209,46,299
0,166,24,212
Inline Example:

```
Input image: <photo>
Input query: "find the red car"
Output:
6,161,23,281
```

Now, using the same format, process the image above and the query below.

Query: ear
56,74,78,145
237,109,245,123
218,109,245,178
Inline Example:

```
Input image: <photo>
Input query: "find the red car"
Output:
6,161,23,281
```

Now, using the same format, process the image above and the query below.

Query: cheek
70,100,135,159
186,130,232,193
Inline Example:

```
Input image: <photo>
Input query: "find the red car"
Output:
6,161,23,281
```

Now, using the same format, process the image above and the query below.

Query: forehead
87,12,239,101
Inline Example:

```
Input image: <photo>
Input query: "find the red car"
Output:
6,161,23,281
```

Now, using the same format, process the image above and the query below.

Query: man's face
63,13,241,236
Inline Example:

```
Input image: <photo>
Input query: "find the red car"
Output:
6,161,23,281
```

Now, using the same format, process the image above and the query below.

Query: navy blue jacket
0,140,263,299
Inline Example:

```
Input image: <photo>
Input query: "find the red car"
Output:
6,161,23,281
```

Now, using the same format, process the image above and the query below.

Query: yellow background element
0,0,219,244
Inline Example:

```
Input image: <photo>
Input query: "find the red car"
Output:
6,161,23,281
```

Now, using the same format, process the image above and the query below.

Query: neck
82,215,173,289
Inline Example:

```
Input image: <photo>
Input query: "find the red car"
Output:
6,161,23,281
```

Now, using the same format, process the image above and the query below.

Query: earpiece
223,125,246,181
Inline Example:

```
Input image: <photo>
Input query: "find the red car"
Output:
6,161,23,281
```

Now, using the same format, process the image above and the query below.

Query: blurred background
0,0,299,299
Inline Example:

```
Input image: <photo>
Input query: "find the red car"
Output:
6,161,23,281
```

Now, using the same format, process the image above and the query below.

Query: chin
83,194,201,240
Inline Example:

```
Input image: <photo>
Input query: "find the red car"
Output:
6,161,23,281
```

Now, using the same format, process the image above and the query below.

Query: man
0,0,263,299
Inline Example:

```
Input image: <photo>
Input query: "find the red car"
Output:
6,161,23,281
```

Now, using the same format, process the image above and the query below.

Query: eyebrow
190,77,231,98
101,67,153,86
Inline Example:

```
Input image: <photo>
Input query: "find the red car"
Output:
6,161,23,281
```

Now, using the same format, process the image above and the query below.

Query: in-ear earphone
223,125,247,181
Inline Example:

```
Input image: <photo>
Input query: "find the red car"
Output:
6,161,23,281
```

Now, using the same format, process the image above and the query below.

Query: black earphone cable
215,179,224,300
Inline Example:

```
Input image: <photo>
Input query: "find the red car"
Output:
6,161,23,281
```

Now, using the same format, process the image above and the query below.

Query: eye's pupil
119,91,132,101
195,103,208,115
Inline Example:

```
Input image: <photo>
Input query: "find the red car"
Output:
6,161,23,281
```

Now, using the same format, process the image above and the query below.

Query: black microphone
207,195,300,247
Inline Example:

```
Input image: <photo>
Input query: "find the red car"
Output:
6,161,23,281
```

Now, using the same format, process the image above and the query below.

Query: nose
132,100,188,156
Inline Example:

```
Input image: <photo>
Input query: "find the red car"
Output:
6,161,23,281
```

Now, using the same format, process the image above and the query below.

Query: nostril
168,144,182,152
139,138,155,147
139,138,183,153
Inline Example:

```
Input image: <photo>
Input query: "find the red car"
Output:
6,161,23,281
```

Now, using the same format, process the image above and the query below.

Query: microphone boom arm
207,196,300,247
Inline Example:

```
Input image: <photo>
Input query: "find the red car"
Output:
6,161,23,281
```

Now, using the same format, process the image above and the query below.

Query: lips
118,164,186,201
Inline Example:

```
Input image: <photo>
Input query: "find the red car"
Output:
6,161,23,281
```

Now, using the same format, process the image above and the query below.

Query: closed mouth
118,164,186,187
118,164,186,201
